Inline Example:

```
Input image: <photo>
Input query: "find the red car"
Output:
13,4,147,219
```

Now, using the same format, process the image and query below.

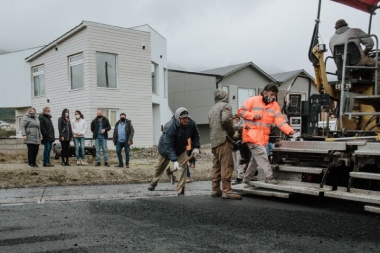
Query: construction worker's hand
253,114,262,120
173,161,180,171
191,148,200,158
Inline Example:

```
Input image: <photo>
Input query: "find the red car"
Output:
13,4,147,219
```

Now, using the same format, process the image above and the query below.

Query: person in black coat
148,107,200,196
113,113,134,168
39,106,55,167
58,108,73,166
90,110,111,167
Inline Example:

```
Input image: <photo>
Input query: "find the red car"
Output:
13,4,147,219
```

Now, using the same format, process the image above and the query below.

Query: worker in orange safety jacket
238,83,295,185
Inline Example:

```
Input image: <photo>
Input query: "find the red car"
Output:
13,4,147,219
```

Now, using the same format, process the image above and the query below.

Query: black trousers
26,144,40,166
61,141,70,160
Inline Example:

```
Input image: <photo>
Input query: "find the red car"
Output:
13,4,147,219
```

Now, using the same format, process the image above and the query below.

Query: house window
152,62,158,94
164,68,167,98
69,54,84,90
96,52,117,88
238,88,255,108
98,108,118,128
32,65,45,97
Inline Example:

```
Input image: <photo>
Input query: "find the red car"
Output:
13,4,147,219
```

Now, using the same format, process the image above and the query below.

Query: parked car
53,139,96,159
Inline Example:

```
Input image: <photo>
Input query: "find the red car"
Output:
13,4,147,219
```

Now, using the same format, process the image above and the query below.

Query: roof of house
270,69,315,83
202,62,277,82
168,69,222,77
25,21,150,62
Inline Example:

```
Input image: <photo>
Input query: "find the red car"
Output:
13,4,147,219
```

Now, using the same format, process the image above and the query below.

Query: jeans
265,142,275,156
186,164,191,178
95,136,108,163
73,137,85,160
43,141,53,164
116,141,130,165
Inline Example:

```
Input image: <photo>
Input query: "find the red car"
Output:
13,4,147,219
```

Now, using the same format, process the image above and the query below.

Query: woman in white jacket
71,110,88,165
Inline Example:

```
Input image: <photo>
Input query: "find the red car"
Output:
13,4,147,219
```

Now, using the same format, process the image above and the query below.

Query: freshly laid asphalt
1,182,380,253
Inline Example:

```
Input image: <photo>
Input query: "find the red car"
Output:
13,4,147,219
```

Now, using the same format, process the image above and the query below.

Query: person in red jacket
238,83,295,184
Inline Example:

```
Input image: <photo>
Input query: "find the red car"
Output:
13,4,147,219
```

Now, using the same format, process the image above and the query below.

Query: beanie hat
335,19,348,29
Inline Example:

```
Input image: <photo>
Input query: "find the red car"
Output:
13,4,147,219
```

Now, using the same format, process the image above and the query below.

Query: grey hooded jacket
157,107,200,162
329,26,374,56
208,89,235,149
21,114,41,145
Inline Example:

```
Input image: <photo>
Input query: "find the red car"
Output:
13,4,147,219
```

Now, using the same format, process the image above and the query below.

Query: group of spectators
21,108,134,168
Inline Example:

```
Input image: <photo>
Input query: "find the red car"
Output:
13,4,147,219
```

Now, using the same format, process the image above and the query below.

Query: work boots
221,180,242,200
222,191,242,200
211,189,222,197
265,176,278,184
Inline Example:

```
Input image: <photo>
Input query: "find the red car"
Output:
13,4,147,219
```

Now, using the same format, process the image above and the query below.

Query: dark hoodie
157,107,200,162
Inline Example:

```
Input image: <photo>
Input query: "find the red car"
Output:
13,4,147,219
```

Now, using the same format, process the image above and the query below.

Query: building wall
0,47,41,108
279,75,318,98
218,67,273,114
28,27,90,141
132,25,173,144
168,71,216,125
86,23,153,147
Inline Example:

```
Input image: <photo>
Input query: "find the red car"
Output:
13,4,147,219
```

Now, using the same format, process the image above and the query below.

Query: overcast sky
1,0,379,76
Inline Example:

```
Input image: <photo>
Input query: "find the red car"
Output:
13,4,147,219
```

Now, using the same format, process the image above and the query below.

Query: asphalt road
0,183,380,253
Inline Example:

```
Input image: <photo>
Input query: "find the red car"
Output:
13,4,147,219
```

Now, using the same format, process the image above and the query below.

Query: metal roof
270,69,315,83
202,62,277,82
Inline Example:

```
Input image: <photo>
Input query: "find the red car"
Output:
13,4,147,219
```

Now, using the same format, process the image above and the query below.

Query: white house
0,47,43,108
1,21,172,147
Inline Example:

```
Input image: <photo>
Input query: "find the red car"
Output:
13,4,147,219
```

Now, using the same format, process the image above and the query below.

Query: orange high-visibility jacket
238,95,293,146
186,138,191,151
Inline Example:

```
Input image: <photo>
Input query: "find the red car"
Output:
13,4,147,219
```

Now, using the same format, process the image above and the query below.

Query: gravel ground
0,146,214,188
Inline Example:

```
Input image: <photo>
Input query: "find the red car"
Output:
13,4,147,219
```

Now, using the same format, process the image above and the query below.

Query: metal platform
274,141,347,152
350,172,380,180
324,188,380,205
232,180,331,196
354,142,380,155
232,184,290,199
232,181,380,205
272,165,324,174
364,205,380,214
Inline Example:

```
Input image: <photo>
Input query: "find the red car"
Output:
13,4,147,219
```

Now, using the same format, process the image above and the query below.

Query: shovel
168,154,195,185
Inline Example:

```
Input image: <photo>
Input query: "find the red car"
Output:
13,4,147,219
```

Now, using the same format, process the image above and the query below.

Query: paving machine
234,0,380,212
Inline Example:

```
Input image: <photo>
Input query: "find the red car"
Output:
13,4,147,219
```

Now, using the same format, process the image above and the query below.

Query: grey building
169,63,317,144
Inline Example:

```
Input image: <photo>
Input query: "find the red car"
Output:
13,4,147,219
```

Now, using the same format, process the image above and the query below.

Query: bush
0,129,16,138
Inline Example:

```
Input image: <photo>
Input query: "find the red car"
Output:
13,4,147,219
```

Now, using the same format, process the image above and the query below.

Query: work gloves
173,161,180,171
191,148,200,158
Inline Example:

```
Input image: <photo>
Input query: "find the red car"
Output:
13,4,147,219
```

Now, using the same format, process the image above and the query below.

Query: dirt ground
0,146,214,189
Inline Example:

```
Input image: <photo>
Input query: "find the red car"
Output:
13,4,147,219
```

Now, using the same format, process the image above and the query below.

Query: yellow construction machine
234,0,380,212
